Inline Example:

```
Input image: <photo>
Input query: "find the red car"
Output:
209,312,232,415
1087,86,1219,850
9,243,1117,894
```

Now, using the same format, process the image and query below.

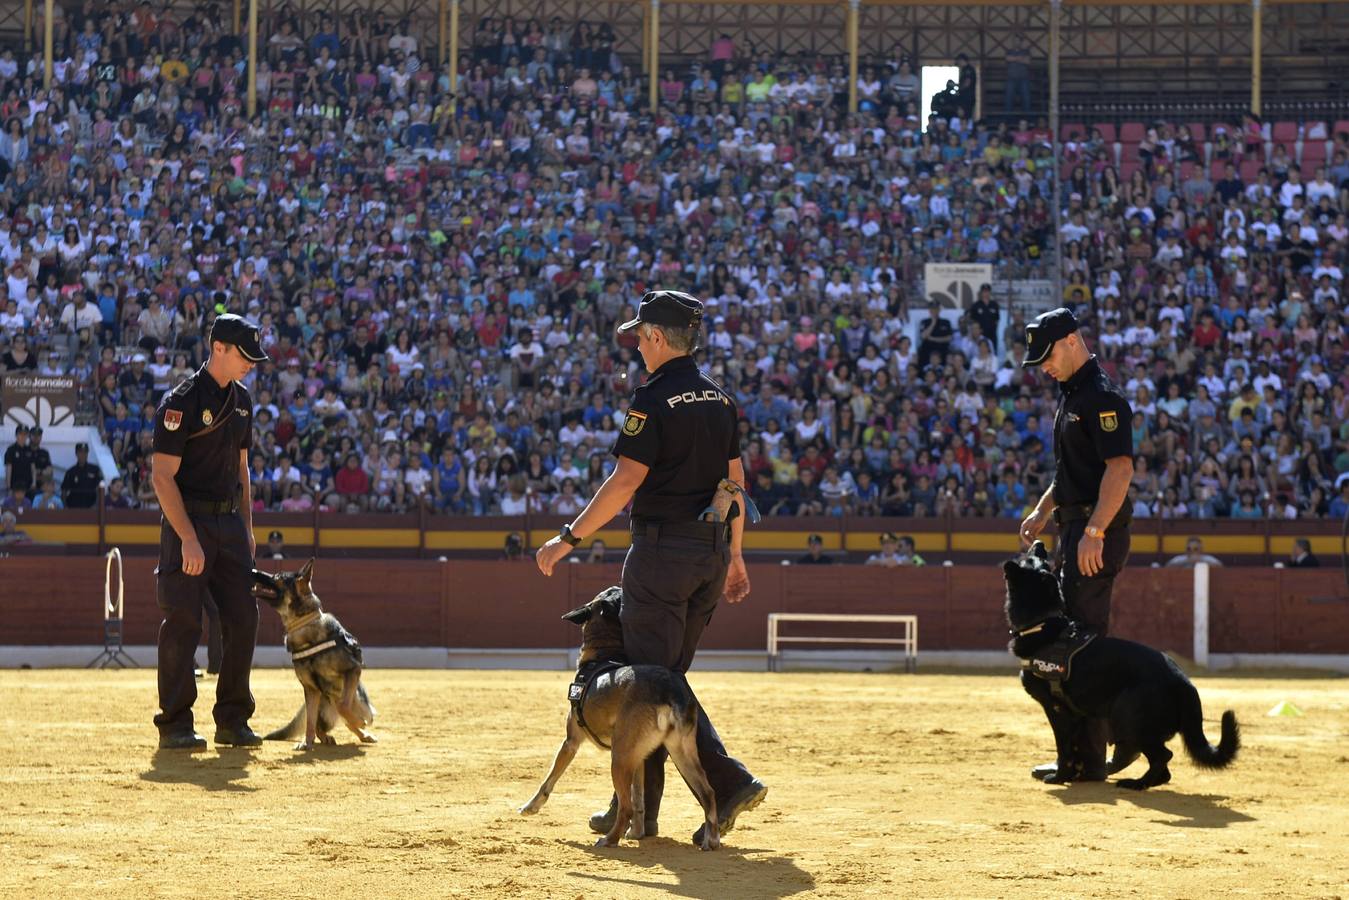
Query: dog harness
568,657,627,749
1020,622,1097,717
287,627,363,666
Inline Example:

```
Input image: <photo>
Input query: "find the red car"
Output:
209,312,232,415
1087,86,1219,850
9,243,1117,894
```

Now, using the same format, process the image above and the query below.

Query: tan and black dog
251,559,378,751
519,586,721,850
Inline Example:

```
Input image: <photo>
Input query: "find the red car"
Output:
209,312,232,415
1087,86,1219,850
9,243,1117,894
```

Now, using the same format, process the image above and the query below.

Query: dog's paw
319,735,337,745
625,822,645,840
518,800,542,815
359,731,378,743
699,832,721,852
594,836,619,848
293,740,314,751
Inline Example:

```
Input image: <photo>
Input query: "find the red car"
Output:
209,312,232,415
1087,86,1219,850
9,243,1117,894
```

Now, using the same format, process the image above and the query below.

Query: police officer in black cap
535,289,768,846
61,442,102,508
4,425,36,495
151,313,267,750
1017,307,1134,783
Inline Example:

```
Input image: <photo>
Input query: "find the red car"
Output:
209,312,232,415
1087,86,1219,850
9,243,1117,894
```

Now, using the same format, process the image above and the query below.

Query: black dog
1004,542,1239,789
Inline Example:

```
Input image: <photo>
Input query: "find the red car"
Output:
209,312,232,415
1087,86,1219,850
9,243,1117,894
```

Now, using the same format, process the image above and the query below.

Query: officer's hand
1077,532,1105,578
1019,509,1050,547
724,555,751,604
181,536,206,577
535,536,572,577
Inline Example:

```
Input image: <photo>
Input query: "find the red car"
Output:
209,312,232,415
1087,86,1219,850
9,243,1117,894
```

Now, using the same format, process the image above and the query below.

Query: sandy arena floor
1,667,1347,899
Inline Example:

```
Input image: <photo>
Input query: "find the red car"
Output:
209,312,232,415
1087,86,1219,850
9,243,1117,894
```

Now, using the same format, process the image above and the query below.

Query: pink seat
1239,158,1263,181
1120,159,1140,180
1178,161,1196,180
1096,123,1117,143
1272,121,1298,142
1301,141,1327,168
1060,122,1086,142
1332,120,1349,138
1119,122,1146,143
1185,123,1206,142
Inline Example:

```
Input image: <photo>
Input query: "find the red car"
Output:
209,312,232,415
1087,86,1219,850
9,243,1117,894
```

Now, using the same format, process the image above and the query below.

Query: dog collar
286,612,322,635
290,639,338,661
1010,614,1064,638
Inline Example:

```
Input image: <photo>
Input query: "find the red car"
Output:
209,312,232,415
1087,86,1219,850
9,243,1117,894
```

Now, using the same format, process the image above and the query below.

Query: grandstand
0,0,1345,558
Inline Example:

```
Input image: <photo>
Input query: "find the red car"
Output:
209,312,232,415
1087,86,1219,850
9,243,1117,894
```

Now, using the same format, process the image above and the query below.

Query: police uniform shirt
612,355,739,523
1052,356,1133,508
152,370,254,503
62,461,102,507
31,446,52,475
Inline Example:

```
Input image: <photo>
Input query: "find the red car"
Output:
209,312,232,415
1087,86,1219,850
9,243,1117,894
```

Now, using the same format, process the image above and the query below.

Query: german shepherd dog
250,559,378,751
1004,542,1239,789
519,586,721,850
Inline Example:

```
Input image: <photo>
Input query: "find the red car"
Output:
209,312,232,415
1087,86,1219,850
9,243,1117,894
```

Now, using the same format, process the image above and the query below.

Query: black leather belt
182,498,238,515
631,519,729,544
1053,503,1130,529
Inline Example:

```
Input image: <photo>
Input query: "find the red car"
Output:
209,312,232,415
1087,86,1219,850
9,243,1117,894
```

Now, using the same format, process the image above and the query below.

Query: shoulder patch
1099,410,1119,432
170,377,194,398
163,409,183,431
621,410,648,436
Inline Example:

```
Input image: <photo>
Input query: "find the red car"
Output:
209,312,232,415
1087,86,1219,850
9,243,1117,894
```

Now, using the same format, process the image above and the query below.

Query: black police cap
210,313,269,362
616,290,704,335
1022,307,1079,367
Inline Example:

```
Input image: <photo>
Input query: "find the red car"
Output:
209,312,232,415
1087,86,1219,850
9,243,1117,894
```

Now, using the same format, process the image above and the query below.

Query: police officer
1018,307,1133,782
535,290,767,846
28,427,52,484
61,442,102,508
4,425,36,496
151,314,267,750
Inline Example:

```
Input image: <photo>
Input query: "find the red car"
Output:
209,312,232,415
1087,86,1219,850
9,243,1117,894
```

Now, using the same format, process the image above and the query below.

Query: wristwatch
1085,525,1105,539
559,523,583,547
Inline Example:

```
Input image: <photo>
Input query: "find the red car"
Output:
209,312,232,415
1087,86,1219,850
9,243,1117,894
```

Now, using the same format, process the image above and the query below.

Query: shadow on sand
1049,782,1256,828
559,836,815,899
139,746,260,792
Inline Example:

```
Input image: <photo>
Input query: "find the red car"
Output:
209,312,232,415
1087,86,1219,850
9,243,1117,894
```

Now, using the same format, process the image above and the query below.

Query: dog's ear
561,603,593,624
297,557,315,588
1002,559,1021,577
1030,540,1049,561
595,585,622,619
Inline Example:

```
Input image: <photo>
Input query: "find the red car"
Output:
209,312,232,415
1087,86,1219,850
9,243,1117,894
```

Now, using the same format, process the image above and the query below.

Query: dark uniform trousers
620,524,754,822
153,512,258,735
1057,516,1131,768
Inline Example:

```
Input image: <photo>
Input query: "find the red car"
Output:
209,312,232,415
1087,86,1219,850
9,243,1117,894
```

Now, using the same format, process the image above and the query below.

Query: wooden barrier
5,509,1346,567
1,556,1345,655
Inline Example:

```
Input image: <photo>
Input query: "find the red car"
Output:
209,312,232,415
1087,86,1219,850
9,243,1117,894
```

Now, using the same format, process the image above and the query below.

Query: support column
23,0,32,54
642,0,651,76
847,0,860,114
438,0,447,66
649,0,661,111
1049,0,1063,304
450,0,460,99
42,0,52,89
1251,0,1263,116
234,0,242,38
247,0,259,117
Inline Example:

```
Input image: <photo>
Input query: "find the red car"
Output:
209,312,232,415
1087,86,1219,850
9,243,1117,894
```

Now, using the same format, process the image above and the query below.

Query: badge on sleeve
163,409,182,431
621,410,648,436
1099,411,1119,432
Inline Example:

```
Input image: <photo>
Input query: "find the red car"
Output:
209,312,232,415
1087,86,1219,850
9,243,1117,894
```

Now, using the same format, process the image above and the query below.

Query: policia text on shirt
535,291,767,847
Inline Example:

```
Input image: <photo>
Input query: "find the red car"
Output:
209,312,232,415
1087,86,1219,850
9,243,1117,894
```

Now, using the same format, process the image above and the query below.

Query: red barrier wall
2,556,1346,655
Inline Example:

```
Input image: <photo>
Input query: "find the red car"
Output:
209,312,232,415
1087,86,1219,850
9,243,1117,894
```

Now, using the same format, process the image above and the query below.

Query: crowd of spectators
0,4,1348,526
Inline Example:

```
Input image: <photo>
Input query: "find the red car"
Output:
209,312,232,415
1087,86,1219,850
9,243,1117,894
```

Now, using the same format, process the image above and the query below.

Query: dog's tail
1178,684,1240,769
264,705,307,741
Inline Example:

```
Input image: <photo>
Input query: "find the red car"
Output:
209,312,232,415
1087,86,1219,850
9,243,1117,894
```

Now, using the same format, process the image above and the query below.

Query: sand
2,668,1347,899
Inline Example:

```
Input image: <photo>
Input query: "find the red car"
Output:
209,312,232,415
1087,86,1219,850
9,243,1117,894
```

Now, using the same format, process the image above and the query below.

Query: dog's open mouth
250,570,281,602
